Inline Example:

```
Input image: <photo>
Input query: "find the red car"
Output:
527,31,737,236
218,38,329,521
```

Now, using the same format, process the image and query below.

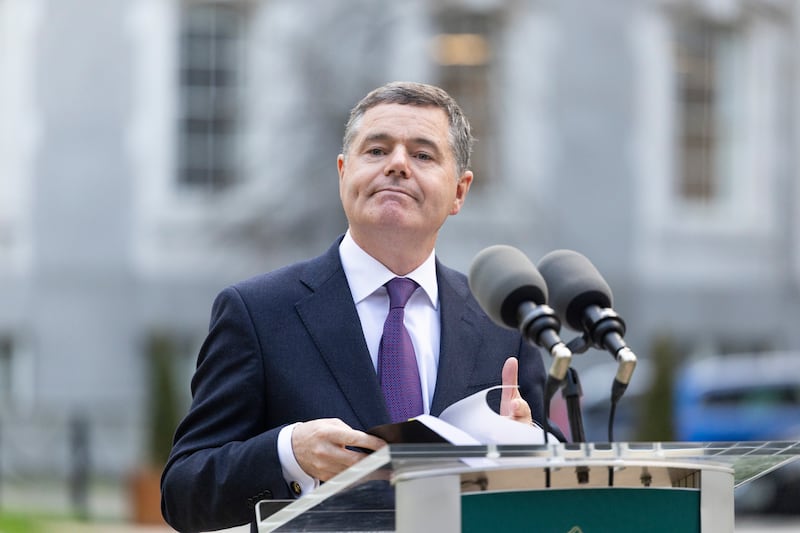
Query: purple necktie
378,277,423,423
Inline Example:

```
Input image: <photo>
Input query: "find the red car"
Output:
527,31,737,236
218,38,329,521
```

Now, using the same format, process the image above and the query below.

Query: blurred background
1,0,800,531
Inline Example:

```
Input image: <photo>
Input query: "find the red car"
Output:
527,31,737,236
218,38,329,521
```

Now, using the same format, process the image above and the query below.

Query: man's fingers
502,356,520,389
348,432,387,453
292,419,385,481
509,398,533,423
501,357,521,416
500,357,533,424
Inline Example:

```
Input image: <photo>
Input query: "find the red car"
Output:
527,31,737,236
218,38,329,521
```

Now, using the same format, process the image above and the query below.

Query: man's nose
384,147,411,177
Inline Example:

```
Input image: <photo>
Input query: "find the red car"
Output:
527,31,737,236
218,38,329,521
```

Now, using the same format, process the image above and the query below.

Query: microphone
468,245,572,401
536,250,637,402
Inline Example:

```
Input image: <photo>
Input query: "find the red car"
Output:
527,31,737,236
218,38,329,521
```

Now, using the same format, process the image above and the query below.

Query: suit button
290,481,302,496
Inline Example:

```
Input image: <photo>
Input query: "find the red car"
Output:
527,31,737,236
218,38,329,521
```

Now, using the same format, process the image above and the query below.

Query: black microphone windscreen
537,250,613,331
468,245,548,329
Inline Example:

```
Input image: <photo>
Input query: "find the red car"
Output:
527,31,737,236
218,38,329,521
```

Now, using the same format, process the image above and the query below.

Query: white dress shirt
278,231,441,496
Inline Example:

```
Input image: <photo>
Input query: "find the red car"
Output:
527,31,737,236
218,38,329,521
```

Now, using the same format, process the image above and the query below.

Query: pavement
19,520,239,533
25,515,800,533
0,512,796,532
735,517,800,532
2,478,799,532
40,524,177,533
0,477,249,533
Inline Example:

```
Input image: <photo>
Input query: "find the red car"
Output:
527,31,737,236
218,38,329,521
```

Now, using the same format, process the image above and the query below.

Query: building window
0,336,13,406
432,10,494,184
0,333,34,411
673,19,740,205
178,2,247,192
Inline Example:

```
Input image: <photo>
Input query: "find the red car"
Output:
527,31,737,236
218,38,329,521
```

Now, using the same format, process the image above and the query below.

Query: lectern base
462,487,699,532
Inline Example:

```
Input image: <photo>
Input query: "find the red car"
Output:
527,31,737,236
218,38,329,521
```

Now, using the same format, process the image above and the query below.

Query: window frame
176,1,249,195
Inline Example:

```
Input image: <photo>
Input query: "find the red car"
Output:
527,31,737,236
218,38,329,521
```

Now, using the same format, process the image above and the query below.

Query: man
161,81,552,532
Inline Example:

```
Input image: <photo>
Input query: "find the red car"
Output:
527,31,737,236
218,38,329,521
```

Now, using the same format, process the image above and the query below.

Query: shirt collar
339,230,438,308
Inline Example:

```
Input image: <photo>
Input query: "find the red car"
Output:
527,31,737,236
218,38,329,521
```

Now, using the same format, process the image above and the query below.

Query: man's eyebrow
361,132,443,153
361,133,393,145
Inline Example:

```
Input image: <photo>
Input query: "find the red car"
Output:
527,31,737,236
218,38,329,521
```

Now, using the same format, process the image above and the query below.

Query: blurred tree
130,333,181,525
636,335,678,442
147,333,181,467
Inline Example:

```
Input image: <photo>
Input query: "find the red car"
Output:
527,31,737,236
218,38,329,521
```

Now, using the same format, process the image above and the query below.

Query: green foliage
0,513,42,533
147,333,181,467
636,334,679,442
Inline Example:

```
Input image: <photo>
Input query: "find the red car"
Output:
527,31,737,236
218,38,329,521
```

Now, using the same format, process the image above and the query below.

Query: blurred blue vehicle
674,352,800,442
674,352,800,515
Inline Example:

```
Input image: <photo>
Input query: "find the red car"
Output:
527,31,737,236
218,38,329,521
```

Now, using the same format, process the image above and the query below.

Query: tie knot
386,277,417,309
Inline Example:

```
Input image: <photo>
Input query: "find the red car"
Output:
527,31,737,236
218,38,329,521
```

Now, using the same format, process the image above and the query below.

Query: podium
256,441,800,532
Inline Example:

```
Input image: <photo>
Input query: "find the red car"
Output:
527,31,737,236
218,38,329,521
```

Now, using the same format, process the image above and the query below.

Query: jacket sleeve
161,286,292,532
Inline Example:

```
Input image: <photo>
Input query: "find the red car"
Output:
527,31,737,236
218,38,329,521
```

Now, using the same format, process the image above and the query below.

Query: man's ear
337,154,345,180
450,170,473,215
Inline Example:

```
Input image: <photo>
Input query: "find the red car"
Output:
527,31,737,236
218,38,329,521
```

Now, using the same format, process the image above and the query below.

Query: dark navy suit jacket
160,238,551,532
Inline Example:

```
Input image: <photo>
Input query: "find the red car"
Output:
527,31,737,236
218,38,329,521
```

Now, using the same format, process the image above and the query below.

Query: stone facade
0,0,798,478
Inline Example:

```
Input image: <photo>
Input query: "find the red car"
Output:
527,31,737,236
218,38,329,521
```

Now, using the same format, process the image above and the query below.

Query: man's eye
368,148,385,156
416,153,432,161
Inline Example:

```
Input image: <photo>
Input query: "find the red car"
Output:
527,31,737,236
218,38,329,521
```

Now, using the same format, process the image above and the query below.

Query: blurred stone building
0,0,798,482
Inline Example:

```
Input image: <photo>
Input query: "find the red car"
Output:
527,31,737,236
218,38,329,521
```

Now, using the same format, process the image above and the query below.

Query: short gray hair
342,81,474,176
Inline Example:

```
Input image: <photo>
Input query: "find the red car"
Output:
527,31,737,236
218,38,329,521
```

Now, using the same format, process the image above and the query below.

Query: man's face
337,103,472,246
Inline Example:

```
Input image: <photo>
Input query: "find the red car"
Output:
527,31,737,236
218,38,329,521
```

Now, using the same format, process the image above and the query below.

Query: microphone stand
566,327,635,487
563,367,586,443
562,367,589,484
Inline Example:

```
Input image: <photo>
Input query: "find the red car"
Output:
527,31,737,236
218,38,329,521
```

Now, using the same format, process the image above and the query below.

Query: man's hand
291,418,386,481
500,356,533,425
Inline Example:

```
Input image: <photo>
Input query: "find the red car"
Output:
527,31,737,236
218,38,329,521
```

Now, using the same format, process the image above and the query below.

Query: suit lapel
293,244,484,424
294,243,389,430
430,265,484,416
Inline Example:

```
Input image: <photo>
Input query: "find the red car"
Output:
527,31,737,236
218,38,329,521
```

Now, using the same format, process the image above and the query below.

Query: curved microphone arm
563,307,638,442
565,306,638,397
517,301,572,401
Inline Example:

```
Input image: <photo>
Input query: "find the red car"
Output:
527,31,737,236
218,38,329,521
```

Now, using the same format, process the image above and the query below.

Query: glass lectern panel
256,441,800,532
